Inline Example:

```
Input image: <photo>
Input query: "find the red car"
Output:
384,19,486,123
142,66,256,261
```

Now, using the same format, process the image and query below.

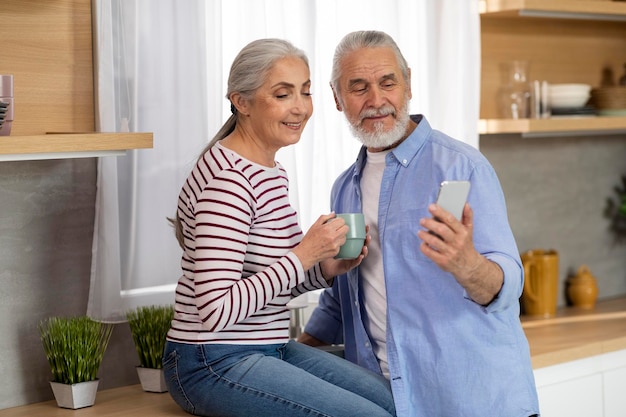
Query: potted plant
39,316,113,409
604,174,626,244
126,304,174,393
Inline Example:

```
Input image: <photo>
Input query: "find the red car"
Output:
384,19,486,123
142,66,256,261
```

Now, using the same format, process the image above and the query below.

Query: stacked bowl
548,84,592,109
590,86,626,116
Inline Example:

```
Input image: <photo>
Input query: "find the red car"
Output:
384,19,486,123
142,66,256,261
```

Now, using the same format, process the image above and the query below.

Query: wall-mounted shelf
480,0,626,20
0,132,153,161
479,0,626,134
0,1,154,162
479,116,626,136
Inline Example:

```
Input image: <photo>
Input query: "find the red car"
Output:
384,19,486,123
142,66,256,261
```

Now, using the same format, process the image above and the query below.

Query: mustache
359,106,396,122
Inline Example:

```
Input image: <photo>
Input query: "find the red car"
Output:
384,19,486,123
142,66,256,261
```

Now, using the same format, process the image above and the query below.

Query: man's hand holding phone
418,180,504,305
418,180,472,265
435,180,470,221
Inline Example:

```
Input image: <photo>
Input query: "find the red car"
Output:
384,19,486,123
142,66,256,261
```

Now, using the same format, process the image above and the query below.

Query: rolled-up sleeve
303,286,344,345
468,162,524,314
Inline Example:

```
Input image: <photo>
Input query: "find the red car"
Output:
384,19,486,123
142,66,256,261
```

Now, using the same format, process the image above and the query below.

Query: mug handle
522,260,538,303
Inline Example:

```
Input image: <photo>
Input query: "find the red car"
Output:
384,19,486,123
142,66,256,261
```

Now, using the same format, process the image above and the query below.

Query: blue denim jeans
163,340,396,417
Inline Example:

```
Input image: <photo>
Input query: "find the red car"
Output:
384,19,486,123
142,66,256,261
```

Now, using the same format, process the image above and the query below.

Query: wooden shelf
0,2,155,162
0,384,187,417
479,0,626,126
480,0,626,19
0,132,153,161
479,116,626,135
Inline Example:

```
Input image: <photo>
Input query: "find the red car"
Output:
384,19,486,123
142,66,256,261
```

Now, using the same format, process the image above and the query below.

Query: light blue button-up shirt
305,115,540,417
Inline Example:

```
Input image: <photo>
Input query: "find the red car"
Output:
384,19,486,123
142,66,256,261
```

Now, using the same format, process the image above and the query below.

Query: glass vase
498,61,531,119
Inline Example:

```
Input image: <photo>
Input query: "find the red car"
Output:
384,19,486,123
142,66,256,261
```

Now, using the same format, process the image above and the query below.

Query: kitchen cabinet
0,0,153,161
522,296,626,416
604,365,626,417
536,372,603,416
534,349,626,417
479,0,626,135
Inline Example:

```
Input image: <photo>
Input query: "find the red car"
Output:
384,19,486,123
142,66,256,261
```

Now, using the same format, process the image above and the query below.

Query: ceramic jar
567,265,599,309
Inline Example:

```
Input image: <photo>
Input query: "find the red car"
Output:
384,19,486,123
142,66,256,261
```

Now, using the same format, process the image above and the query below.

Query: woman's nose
292,95,312,114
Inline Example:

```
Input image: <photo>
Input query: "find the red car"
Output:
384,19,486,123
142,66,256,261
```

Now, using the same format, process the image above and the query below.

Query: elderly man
299,30,539,417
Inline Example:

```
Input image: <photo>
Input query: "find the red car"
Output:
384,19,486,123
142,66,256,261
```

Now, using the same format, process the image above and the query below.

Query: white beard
349,99,411,149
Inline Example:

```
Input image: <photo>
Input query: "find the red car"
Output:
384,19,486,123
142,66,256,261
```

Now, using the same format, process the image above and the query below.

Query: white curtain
88,0,480,321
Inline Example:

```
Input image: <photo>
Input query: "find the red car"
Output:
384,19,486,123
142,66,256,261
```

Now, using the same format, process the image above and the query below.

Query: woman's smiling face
246,56,313,151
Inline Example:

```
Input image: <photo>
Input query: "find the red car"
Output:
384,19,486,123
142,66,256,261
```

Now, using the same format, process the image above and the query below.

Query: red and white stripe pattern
167,143,327,344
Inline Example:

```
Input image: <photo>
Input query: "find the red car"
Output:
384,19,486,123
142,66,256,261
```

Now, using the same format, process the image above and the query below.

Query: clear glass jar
498,61,531,119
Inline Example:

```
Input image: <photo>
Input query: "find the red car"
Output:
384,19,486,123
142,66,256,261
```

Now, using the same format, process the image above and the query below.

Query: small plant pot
137,367,168,393
50,380,99,409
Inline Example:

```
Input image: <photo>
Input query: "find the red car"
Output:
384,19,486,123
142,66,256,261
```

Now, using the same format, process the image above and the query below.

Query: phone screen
436,180,471,220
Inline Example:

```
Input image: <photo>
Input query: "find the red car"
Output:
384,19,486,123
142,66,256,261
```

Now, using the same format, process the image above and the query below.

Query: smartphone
435,180,471,220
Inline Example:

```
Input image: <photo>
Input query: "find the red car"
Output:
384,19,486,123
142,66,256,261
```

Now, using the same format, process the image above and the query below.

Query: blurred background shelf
0,1,154,163
479,116,626,136
479,0,626,132
0,132,153,161
480,0,626,19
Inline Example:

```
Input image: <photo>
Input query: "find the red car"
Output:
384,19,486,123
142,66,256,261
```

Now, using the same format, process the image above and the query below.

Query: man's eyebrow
348,78,367,89
380,73,398,82
347,73,398,88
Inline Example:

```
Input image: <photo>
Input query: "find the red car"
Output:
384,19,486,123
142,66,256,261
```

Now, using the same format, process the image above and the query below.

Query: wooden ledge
0,384,186,417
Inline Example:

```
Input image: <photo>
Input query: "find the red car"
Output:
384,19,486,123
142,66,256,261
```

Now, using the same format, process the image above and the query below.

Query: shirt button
365,342,370,348
402,159,408,164
354,301,358,307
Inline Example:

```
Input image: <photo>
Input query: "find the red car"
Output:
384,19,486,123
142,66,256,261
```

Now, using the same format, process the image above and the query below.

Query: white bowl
548,84,591,108
549,83,592,95
549,94,590,109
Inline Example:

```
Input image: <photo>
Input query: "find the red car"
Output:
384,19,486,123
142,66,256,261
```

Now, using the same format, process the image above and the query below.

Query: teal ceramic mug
334,213,366,259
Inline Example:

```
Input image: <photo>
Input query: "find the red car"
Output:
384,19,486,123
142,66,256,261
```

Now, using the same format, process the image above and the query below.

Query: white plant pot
50,380,99,409
136,367,168,393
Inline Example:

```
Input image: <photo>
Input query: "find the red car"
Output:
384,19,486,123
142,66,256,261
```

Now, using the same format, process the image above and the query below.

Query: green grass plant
126,305,174,369
39,316,113,385
605,174,626,243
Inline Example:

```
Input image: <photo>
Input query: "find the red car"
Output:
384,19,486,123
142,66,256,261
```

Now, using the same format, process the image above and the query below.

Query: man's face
333,46,412,150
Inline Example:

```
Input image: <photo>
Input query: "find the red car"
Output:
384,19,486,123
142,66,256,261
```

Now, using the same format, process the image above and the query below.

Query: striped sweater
167,142,328,344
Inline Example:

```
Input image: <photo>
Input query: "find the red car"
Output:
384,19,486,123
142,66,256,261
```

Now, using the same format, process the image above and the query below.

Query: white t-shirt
360,149,390,378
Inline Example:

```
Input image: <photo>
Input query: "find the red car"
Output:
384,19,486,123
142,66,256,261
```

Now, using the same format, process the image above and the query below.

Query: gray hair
330,30,409,102
170,39,309,248
206,38,309,150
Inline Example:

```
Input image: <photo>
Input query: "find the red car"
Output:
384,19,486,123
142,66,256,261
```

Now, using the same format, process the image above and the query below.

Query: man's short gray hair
330,30,409,101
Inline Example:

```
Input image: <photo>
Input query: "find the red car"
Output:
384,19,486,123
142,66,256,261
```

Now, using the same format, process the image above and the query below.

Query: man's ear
230,93,249,116
330,82,342,112
406,68,413,100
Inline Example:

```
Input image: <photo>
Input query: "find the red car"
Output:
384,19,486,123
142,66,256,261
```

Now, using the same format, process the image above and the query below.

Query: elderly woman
163,38,396,417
